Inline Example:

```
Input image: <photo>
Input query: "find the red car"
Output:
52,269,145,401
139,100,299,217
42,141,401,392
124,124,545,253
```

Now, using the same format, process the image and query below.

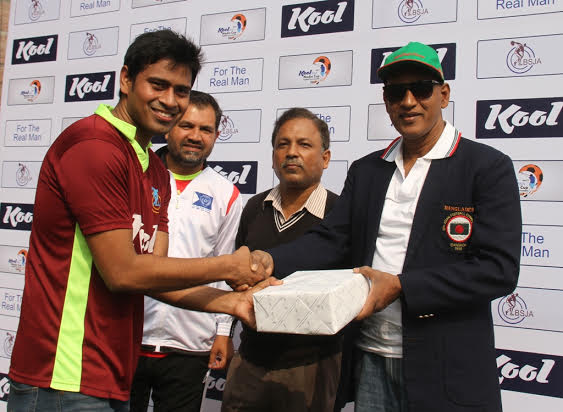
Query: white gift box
253,269,370,335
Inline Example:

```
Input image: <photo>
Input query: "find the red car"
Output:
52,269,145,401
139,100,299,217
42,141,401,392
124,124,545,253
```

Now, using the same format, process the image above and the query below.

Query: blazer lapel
404,158,450,268
363,159,396,266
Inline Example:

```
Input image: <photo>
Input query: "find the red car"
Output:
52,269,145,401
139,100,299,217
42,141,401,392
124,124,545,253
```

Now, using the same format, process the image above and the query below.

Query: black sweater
235,188,342,367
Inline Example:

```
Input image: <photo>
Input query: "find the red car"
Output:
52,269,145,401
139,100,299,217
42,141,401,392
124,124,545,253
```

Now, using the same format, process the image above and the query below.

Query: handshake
225,246,275,291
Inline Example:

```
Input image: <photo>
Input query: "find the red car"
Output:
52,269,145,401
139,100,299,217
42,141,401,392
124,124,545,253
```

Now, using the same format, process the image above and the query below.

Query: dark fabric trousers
130,353,208,412
222,351,342,412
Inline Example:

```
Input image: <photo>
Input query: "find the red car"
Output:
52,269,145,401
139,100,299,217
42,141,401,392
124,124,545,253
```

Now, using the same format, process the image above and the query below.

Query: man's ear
440,83,451,109
119,65,132,97
322,149,331,170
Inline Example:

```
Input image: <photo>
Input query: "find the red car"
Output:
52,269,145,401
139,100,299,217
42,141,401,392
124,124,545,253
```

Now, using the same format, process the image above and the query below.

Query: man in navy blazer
254,42,521,412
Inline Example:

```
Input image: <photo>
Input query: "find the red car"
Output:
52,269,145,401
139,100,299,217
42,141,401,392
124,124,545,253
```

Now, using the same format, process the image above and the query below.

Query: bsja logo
281,0,354,37
497,293,533,325
397,0,429,24
64,71,115,102
218,115,239,141
28,0,45,21
476,97,563,139
83,32,101,56
507,41,542,74
0,203,34,231
12,34,57,64
207,161,257,194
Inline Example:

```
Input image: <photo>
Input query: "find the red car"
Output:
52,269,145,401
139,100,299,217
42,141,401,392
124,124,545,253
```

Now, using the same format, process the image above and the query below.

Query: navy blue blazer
269,137,521,411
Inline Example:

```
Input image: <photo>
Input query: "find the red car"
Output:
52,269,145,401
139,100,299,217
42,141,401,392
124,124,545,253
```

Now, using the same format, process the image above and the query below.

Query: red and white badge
445,214,473,243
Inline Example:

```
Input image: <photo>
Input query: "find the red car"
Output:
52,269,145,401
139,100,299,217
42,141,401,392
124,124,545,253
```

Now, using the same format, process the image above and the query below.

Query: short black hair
271,108,330,151
124,30,203,86
188,90,222,131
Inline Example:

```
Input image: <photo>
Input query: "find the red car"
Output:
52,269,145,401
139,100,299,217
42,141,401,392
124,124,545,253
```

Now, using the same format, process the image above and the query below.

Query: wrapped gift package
253,269,370,335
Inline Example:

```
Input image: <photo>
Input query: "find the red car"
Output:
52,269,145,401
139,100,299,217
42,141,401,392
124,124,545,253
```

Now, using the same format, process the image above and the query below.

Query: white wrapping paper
253,269,370,335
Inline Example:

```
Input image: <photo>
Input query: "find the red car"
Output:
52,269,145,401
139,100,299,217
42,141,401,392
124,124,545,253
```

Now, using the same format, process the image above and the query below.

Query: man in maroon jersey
8,30,274,412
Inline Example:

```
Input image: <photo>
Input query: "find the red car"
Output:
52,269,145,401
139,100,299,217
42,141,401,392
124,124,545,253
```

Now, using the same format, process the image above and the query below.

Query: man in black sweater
222,108,340,412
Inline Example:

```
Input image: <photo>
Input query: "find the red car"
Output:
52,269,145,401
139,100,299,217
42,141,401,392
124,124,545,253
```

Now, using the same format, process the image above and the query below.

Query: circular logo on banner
218,115,238,141
498,293,533,324
397,0,428,24
518,164,543,198
29,0,45,21
506,41,541,74
4,333,14,357
83,33,101,56
445,214,472,243
16,163,32,186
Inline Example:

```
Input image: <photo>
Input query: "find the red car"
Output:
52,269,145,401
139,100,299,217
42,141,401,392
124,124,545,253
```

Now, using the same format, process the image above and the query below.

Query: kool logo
131,214,157,253
476,98,563,139
65,71,115,102
207,161,257,194
495,349,563,398
0,203,34,231
0,374,9,401
12,35,57,64
370,43,456,83
498,354,554,385
204,370,227,401
281,0,354,37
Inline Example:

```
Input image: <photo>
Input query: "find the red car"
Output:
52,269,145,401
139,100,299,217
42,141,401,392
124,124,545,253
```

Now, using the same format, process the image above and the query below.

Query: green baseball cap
377,42,444,82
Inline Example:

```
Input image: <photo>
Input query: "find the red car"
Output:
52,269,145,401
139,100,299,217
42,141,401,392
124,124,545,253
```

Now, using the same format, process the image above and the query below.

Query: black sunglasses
383,80,442,104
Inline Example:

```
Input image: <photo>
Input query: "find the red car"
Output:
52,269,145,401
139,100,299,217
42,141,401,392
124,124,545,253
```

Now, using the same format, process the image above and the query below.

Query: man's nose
399,89,417,107
159,87,176,108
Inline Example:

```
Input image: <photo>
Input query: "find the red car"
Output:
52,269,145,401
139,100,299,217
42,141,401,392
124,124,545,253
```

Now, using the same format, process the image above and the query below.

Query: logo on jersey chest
192,192,213,213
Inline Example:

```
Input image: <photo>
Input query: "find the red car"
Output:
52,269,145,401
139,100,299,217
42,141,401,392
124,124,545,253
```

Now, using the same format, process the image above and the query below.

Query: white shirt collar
381,121,461,163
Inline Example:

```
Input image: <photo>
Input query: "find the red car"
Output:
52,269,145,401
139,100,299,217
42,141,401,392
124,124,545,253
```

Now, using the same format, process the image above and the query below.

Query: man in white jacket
130,91,242,412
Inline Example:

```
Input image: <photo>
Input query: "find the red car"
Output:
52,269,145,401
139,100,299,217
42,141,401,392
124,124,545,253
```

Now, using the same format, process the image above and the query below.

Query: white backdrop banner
1,1,562,411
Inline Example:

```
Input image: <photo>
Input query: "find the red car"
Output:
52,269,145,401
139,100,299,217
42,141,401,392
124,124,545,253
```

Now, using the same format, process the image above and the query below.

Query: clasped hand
226,247,274,291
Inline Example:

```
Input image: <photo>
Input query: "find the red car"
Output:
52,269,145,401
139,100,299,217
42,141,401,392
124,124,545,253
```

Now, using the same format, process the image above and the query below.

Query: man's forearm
152,286,236,314
86,228,268,293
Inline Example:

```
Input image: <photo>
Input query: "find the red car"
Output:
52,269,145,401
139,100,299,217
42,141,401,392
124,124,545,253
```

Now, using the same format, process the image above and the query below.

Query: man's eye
176,89,190,98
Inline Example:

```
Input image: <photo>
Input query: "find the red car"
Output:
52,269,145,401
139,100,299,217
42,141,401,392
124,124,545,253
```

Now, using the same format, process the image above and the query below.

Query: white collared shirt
357,121,461,358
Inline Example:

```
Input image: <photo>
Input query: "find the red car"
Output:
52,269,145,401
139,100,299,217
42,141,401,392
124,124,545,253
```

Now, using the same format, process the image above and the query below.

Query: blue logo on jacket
193,192,213,212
